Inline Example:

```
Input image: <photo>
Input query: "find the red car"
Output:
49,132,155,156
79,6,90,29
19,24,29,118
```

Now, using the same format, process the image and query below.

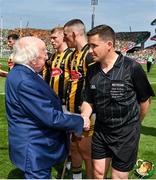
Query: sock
66,161,71,170
73,172,82,179
72,165,82,179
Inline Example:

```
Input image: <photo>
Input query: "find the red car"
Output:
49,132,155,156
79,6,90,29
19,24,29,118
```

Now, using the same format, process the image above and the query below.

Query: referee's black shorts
92,121,141,172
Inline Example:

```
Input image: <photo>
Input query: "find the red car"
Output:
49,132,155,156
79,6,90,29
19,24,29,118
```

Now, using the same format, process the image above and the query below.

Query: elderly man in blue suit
5,36,90,179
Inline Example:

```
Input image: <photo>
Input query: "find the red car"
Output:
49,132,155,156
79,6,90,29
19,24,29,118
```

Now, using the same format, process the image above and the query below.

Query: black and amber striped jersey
66,44,94,113
43,48,73,104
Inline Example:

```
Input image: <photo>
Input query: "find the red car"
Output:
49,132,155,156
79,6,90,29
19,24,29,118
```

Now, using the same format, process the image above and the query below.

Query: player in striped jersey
43,27,72,105
64,19,94,179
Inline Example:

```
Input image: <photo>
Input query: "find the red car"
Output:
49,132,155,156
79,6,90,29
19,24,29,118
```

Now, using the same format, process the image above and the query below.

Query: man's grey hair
12,37,40,65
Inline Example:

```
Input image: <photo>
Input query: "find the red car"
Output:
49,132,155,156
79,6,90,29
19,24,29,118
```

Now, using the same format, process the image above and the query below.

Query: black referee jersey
84,52,155,128
43,48,73,104
66,44,94,113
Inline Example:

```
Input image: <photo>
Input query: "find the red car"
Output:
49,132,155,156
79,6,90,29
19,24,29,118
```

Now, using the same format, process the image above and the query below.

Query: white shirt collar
23,64,36,73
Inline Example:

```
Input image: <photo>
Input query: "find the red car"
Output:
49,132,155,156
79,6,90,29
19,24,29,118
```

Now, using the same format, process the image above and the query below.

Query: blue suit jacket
5,64,83,171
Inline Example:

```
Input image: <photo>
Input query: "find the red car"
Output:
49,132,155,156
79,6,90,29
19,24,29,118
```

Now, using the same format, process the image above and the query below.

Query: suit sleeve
18,79,83,135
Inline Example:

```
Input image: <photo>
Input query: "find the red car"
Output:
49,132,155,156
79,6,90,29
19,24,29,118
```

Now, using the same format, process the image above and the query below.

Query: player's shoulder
66,48,73,54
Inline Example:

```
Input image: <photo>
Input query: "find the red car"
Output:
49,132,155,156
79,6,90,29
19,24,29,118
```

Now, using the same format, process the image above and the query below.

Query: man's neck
57,43,68,53
101,51,119,73
75,37,88,52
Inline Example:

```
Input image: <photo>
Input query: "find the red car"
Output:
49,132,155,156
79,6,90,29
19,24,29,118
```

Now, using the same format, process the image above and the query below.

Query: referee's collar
113,51,124,68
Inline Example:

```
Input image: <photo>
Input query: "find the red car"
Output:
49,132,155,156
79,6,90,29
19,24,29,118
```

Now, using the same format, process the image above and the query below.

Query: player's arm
81,62,94,118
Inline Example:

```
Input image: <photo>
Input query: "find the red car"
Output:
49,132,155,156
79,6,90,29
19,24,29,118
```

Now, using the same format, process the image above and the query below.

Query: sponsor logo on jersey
90,85,96,89
70,70,82,81
51,68,63,77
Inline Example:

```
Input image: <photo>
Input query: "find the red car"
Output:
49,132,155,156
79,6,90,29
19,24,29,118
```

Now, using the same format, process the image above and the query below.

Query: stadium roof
151,18,156,26
126,46,142,53
116,31,151,45
145,43,156,49
150,35,156,41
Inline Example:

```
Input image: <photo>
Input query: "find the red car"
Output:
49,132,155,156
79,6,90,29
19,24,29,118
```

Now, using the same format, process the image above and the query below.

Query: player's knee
81,152,91,162
112,168,128,179
93,165,104,179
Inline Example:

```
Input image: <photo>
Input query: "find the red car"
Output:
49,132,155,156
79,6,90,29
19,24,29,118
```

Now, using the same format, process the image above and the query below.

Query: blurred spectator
7,34,19,70
146,52,154,73
0,63,8,77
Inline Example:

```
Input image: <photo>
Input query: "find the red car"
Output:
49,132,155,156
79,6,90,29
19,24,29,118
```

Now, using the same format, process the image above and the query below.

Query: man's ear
73,29,80,39
72,31,77,40
107,41,113,49
33,60,36,65
31,59,37,66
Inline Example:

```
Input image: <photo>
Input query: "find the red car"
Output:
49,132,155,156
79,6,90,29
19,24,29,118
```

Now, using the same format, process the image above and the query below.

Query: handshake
62,106,90,131
81,114,90,131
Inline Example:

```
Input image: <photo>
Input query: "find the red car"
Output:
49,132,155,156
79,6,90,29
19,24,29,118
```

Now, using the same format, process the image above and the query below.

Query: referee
81,25,155,179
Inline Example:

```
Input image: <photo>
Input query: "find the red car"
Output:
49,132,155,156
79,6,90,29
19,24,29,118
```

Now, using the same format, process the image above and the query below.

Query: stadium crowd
1,28,156,61
127,48,156,63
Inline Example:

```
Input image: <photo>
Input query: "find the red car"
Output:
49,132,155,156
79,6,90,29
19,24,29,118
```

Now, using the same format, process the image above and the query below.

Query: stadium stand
127,19,156,62
150,18,156,42
7,28,151,52
0,28,154,62
116,31,150,44
150,35,156,41
151,18,156,26
8,28,53,52
127,44,156,63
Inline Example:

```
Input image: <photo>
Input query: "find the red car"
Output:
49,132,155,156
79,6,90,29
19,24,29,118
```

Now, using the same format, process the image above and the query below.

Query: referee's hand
81,115,90,131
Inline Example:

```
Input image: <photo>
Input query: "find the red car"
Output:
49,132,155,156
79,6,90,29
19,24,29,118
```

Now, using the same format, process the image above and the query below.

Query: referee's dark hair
87,25,116,47
7,34,19,40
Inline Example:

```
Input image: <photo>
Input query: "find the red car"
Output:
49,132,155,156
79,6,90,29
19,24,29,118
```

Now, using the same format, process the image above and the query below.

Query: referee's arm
81,67,93,118
81,101,93,118
131,62,155,122
139,98,151,121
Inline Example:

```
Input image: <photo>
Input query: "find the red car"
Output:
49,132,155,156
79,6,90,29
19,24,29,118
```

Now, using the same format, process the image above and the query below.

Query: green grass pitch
0,58,156,178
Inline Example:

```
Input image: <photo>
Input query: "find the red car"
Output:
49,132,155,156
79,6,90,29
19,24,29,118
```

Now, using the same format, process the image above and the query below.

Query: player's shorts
92,121,141,172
